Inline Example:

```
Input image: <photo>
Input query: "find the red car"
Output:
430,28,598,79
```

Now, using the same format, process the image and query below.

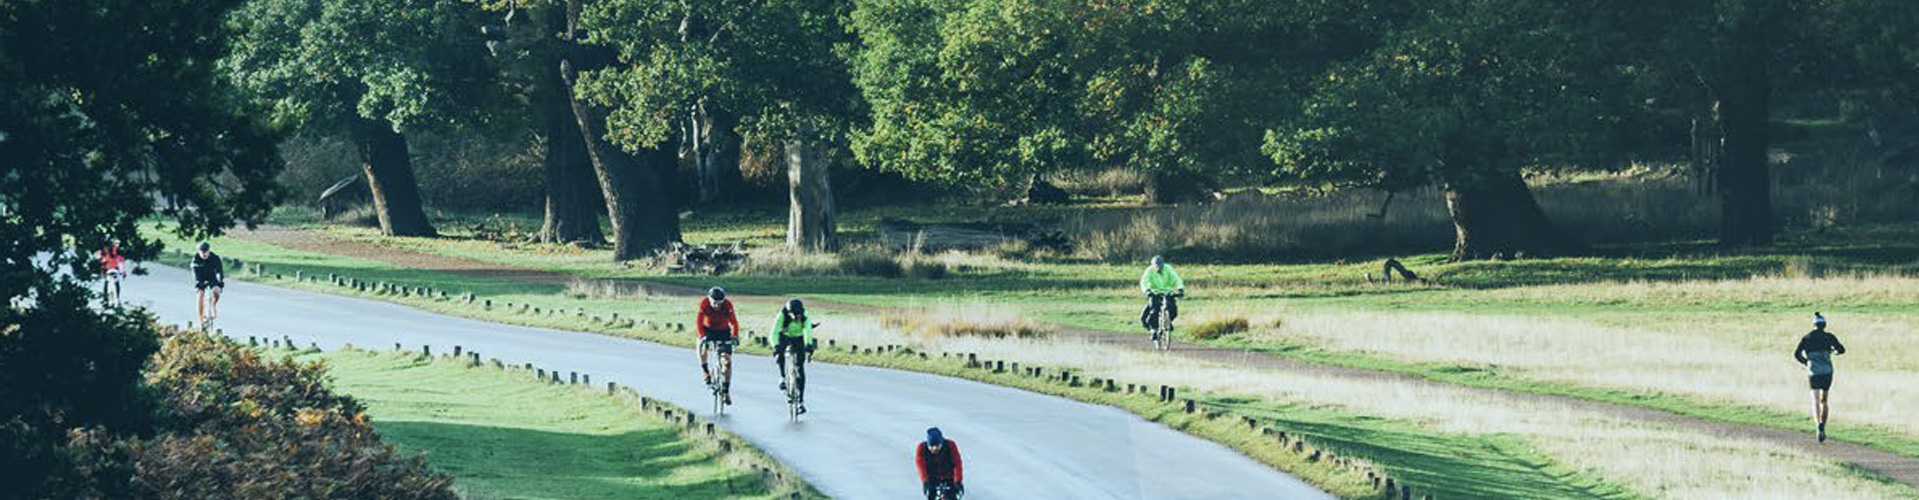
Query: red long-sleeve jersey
696,297,739,338
916,440,963,483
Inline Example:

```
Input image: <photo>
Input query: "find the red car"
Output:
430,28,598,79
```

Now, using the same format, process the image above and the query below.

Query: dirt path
234,226,1919,488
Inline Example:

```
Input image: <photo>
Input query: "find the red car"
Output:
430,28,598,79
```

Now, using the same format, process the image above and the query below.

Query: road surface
122,265,1328,500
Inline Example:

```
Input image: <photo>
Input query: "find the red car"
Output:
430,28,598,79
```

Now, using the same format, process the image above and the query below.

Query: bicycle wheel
1157,302,1173,350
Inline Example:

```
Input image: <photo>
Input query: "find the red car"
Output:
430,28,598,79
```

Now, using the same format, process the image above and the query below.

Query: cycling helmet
787,298,804,314
708,287,726,301
926,427,944,447
197,241,211,252
1151,255,1165,267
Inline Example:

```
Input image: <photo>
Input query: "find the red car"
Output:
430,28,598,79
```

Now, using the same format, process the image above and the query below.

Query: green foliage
0,0,284,300
848,0,1390,189
0,288,162,498
1264,0,1648,191
574,0,861,149
221,0,490,133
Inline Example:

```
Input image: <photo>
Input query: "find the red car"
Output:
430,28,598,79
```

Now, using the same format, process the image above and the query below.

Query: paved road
122,265,1328,500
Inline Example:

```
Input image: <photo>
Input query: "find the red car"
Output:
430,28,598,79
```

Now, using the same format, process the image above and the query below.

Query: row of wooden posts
234,262,1424,499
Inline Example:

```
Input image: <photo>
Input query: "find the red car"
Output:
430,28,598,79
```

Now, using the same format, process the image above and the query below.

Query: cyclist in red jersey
916,427,964,499
696,287,740,405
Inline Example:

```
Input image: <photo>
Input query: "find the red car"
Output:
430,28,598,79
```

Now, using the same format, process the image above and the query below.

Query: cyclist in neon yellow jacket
773,298,818,413
1139,255,1185,332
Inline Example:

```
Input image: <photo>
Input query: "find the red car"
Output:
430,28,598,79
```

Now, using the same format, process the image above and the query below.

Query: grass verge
285,345,818,500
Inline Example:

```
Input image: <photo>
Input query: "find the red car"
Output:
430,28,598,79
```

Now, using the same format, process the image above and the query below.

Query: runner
1794,312,1847,442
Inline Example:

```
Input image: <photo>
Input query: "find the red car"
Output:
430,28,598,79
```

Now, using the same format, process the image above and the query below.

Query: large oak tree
223,0,491,237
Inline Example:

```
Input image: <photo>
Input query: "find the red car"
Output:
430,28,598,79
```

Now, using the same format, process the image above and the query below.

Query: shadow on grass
376,420,766,500
1211,399,1635,500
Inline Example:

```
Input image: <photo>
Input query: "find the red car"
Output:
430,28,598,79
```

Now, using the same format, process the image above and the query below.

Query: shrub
28,330,458,500
1187,316,1251,341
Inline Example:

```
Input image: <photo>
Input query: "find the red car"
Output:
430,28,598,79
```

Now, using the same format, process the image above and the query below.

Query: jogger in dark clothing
1794,312,1847,442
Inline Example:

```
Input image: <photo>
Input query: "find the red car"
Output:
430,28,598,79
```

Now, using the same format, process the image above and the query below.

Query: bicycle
927,480,963,500
703,338,736,416
783,344,805,421
101,269,124,307
1147,291,1181,351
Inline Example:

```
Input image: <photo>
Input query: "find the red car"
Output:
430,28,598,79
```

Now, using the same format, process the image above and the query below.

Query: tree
849,0,1388,205
1,0,281,494
224,0,491,237
482,3,606,244
1265,0,1649,260
576,0,861,251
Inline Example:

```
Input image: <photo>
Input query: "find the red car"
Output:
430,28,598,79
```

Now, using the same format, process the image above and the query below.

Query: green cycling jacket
772,312,815,345
1140,264,1185,293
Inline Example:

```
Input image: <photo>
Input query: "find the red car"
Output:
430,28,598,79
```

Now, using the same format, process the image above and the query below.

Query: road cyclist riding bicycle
772,298,818,416
191,241,226,329
916,427,964,499
1139,255,1185,349
99,238,127,307
696,287,740,407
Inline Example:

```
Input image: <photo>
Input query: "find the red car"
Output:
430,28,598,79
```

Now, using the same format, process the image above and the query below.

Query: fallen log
876,218,1072,253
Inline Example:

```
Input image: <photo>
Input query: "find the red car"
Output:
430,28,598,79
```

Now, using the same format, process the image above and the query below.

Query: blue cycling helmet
709,287,726,301
197,241,211,252
926,427,944,447
1151,255,1165,267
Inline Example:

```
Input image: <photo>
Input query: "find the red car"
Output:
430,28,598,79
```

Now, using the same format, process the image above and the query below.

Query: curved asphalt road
122,265,1327,499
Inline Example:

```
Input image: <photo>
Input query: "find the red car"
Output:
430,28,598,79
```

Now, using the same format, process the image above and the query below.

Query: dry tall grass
1245,306,1919,439
736,247,1022,279
804,309,1911,499
880,301,1055,339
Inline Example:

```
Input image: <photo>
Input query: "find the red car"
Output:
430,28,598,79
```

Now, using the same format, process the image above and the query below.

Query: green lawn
296,348,811,500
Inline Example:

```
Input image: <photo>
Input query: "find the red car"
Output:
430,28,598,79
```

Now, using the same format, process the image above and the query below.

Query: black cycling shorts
1810,374,1833,391
195,279,224,291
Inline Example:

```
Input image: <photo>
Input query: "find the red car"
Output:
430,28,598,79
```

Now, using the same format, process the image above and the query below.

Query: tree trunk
1142,169,1206,205
689,102,742,205
560,0,678,260
536,46,602,244
786,134,836,251
1713,27,1774,246
1442,171,1575,261
348,117,436,237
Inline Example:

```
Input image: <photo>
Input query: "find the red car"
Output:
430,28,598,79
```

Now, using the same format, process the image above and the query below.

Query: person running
1139,255,1185,333
1794,312,1847,442
99,238,127,305
772,298,817,414
696,287,740,405
916,427,964,499
191,242,225,327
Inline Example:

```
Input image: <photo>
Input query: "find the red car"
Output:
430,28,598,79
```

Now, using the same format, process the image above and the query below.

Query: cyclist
772,298,817,414
1794,312,1847,442
191,241,226,327
99,238,127,305
1139,255,1185,334
696,287,740,405
916,427,963,499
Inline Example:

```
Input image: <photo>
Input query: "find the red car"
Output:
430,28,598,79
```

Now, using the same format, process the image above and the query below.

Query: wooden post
569,372,578,384
453,345,462,356
994,360,1004,373
422,345,431,357
582,374,590,386
1183,399,1196,413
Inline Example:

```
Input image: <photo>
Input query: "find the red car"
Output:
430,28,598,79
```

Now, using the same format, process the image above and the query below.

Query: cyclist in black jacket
1793,312,1847,442
191,242,226,328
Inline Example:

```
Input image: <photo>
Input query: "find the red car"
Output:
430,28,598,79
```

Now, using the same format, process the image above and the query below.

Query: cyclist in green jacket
1139,255,1185,332
773,298,818,414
